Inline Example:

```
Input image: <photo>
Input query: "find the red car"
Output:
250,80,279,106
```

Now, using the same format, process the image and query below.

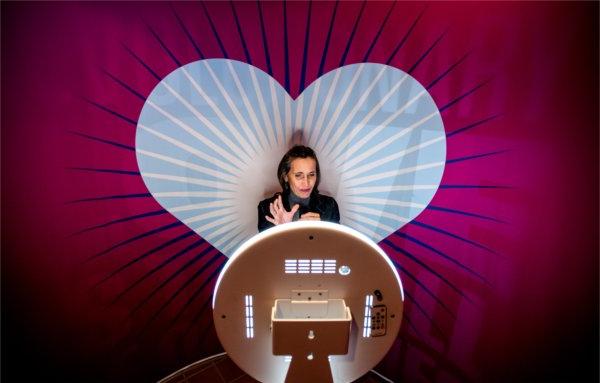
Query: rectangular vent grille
285,259,337,274
244,295,254,339
362,294,374,338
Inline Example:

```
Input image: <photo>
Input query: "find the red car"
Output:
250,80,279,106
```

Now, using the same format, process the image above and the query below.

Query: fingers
268,202,281,225
290,204,300,214
268,197,288,225
280,204,298,224
268,197,311,226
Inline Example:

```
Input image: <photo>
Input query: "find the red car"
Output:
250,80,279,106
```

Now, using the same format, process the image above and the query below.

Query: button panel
370,304,387,337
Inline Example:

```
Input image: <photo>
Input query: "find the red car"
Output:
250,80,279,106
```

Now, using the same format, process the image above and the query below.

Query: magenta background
2,1,598,382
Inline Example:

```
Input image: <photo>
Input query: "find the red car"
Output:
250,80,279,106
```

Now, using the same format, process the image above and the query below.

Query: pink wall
2,1,598,382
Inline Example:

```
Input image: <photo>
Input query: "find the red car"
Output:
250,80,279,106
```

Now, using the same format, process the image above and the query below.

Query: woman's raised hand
266,195,299,226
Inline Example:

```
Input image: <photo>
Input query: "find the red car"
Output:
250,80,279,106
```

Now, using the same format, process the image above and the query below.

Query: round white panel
213,221,404,383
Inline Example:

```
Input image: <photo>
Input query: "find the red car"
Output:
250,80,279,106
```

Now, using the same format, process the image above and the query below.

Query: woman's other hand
266,195,299,225
299,212,321,221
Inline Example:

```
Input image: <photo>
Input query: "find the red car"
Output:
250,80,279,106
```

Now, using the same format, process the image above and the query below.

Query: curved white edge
212,221,404,308
157,352,227,383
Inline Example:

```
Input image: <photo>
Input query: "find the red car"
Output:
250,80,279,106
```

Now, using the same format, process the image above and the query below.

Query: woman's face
285,157,317,198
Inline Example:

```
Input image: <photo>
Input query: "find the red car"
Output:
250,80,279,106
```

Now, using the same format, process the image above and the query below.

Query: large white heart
136,59,445,256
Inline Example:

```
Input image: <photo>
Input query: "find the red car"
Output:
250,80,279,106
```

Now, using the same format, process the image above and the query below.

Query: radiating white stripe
221,230,251,254
137,149,237,184
302,80,321,140
345,184,439,195
221,238,241,255
344,212,396,233
293,96,303,141
345,204,411,223
314,65,365,154
183,207,237,225
215,226,245,253
141,172,237,191
197,63,257,160
161,78,252,165
284,95,292,143
341,103,435,171
269,79,284,144
345,216,379,239
209,223,243,247
322,66,389,157
345,196,426,209
225,238,246,255
170,200,236,213
341,89,429,164
225,61,266,153
145,101,244,171
341,135,445,179
153,191,236,198
139,125,241,176
206,220,241,241
194,213,237,233
250,67,276,147
345,161,445,187
307,69,342,146
328,74,409,160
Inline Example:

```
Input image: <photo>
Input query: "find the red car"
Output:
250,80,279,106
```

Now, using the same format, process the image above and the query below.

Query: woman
258,145,340,232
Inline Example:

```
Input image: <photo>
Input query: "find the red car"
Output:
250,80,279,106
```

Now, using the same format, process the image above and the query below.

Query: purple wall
2,2,598,382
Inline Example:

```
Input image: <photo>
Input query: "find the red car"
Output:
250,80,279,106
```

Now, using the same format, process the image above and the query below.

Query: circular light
339,265,351,276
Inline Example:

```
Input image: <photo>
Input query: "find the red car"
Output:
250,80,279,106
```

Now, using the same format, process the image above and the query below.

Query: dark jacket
257,191,340,232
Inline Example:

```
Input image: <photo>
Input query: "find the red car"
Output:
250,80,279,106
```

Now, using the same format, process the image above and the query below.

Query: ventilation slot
284,259,337,274
362,294,374,338
244,295,254,339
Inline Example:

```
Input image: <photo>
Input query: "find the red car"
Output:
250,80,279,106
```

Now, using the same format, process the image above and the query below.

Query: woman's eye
294,174,303,179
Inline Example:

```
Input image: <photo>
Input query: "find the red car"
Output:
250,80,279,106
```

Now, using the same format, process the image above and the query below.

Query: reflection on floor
159,353,393,383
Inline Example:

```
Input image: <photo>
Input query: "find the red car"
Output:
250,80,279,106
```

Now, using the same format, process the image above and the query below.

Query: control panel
370,304,387,337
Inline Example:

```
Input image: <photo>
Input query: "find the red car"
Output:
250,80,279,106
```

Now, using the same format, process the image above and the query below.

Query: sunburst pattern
137,60,445,255
70,1,504,381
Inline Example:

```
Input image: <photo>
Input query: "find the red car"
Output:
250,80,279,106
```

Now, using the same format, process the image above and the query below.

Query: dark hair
277,145,320,193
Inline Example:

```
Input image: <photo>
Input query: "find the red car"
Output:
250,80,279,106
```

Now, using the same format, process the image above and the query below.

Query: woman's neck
288,191,310,207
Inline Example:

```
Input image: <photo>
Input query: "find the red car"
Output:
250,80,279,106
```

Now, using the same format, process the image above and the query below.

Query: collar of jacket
281,189,321,214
